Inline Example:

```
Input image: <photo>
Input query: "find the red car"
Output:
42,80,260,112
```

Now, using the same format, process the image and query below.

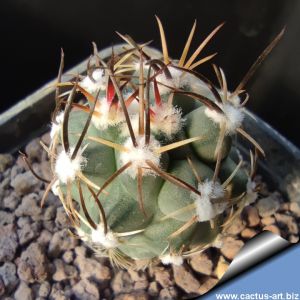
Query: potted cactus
22,17,284,269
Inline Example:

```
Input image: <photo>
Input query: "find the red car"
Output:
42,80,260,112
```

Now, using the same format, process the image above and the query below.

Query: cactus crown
27,17,283,269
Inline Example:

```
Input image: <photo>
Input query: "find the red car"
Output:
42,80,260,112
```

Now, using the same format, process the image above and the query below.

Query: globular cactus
29,18,283,268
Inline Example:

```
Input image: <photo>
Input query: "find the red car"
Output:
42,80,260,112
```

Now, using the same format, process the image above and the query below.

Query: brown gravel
242,206,261,227
0,132,299,299
189,252,213,275
220,237,244,261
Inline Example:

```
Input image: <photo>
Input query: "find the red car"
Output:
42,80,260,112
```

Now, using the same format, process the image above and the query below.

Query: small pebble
14,281,33,300
17,242,49,283
290,202,300,217
261,216,275,226
0,211,15,226
220,237,244,261
74,253,111,284
215,256,229,280
3,192,20,210
15,193,42,217
0,154,14,172
0,262,19,293
224,216,245,235
38,281,51,298
275,213,298,235
43,205,56,221
199,277,218,295
242,206,260,227
159,287,178,300
17,222,41,245
50,282,68,300
241,228,258,239
36,229,52,246
148,281,160,297
153,267,173,288
55,207,69,229
114,291,149,300
11,172,39,196
289,235,299,243
0,277,5,297
111,271,133,294
72,279,100,300
48,229,78,257
62,250,74,264
0,225,18,262
25,139,43,162
128,269,149,290
189,252,213,275
17,216,31,228
172,265,201,294
263,225,281,235
256,194,280,217
52,259,78,282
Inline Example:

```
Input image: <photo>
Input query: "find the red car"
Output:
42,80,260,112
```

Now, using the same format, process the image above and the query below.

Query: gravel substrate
0,133,299,300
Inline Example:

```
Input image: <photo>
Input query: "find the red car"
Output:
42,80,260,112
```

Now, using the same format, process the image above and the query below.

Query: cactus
26,17,284,268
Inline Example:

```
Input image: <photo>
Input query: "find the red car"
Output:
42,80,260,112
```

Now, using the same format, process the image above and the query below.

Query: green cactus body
185,106,232,162
40,18,282,268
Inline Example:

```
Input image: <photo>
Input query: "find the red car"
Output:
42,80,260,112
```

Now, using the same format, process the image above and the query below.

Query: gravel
242,206,261,227
0,225,18,263
14,281,33,300
0,262,19,294
256,194,281,217
17,242,50,283
10,172,40,196
173,265,201,294
0,132,299,299
220,237,245,261
189,252,213,275
0,154,14,172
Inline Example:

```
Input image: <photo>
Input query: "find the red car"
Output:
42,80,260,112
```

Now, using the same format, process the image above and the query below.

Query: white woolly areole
76,228,89,242
204,103,244,135
50,112,64,140
120,135,161,179
156,66,185,95
160,254,184,266
51,179,60,196
244,178,258,206
229,94,241,107
120,103,183,138
91,224,119,249
92,99,125,130
55,146,87,184
151,103,183,138
79,69,106,94
191,180,226,222
218,89,242,107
